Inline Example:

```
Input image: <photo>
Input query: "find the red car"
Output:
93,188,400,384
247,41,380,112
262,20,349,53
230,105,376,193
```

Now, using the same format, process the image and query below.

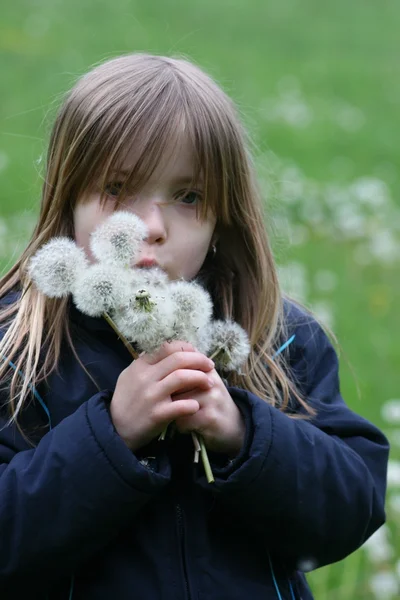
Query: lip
136,258,159,268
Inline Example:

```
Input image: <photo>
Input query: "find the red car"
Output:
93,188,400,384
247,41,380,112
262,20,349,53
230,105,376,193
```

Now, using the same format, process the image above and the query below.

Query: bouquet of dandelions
28,211,250,483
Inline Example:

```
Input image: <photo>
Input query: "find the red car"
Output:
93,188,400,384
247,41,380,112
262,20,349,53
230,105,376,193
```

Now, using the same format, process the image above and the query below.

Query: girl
0,54,389,599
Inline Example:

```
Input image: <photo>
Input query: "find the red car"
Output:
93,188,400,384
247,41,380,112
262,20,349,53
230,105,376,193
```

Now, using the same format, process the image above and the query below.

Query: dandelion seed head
169,280,213,346
209,320,250,371
72,264,131,317
138,267,169,288
90,211,148,266
28,237,88,297
114,290,175,353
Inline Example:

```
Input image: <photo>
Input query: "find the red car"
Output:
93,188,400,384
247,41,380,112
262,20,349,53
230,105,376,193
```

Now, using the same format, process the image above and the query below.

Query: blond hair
0,53,312,429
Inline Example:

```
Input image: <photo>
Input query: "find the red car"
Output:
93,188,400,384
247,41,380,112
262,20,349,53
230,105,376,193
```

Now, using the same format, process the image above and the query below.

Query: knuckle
205,408,218,429
170,352,182,370
173,370,186,386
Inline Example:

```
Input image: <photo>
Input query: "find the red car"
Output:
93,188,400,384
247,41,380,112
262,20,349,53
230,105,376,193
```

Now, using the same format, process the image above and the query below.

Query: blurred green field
1,1,399,597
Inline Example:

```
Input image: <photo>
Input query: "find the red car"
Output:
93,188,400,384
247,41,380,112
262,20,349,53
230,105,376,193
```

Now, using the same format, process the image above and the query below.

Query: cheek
175,224,215,280
73,199,113,261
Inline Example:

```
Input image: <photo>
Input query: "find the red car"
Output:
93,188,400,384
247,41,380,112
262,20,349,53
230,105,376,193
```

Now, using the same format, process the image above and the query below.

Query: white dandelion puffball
113,286,175,354
138,267,169,288
28,237,88,298
72,264,132,317
90,211,148,266
208,320,250,371
169,280,213,348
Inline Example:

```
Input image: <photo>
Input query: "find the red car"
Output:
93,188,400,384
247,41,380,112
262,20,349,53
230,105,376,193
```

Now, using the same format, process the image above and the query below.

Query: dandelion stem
199,435,214,484
191,431,201,452
102,312,139,360
159,425,168,441
209,348,222,361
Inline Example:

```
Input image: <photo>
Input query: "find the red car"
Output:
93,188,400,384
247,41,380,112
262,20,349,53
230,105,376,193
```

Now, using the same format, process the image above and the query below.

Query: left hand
172,368,246,458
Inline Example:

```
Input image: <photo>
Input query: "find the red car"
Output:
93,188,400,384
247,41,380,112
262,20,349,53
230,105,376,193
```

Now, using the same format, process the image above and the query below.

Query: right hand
109,341,215,451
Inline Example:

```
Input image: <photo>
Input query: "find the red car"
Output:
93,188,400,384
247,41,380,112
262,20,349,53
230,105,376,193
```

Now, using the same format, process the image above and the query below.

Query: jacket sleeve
0,390,171,589
194,306,389,570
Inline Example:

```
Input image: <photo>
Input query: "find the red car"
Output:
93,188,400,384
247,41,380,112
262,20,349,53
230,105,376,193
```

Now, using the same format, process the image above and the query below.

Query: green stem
199,435,214,484
159,425,168,441
191,431,201,452
209,348,222,361
102,312,139,360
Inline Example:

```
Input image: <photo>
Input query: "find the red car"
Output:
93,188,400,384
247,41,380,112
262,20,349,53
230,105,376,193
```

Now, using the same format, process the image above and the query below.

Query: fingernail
208,377,214,386
208,359,215,367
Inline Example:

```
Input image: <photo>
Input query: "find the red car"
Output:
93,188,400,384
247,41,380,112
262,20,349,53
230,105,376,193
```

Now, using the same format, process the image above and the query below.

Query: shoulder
0,287,21,309
281,297,339,396
282,297,332,350
0,287,21,339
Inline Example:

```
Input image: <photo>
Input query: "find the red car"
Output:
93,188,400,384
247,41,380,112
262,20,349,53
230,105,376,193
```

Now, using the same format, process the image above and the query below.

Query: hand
110,341,215,451
172,369,246,458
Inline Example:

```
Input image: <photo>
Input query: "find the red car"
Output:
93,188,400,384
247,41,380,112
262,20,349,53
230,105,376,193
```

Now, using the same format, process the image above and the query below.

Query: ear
211,229,219,246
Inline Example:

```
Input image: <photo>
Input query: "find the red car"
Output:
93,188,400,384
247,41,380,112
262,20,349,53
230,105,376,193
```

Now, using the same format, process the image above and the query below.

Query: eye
178,190,202,205
104,182,124,197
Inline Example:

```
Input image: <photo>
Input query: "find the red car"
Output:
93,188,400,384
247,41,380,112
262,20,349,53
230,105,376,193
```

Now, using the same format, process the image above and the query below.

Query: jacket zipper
176,503,191,600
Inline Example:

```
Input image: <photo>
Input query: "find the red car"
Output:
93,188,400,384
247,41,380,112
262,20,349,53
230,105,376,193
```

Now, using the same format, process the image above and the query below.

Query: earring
211,243,217,256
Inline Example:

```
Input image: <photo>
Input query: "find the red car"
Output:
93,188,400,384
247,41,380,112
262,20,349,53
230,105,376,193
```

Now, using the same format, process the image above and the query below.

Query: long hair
0,53,313,427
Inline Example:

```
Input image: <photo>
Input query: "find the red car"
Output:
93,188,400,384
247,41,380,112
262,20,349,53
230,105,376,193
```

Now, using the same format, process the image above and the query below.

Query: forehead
117,132,201,185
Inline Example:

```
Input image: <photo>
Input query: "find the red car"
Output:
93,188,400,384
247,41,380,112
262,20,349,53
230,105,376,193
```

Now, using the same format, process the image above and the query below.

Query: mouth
135,258,159,268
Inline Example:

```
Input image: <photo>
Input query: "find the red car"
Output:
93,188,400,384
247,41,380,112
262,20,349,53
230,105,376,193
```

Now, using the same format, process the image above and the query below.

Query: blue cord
268,554,297,600
269,335,297,599
289,579,296,600
268,554,283,600
68,574,75,600
272,334,296,360
6,359,52,429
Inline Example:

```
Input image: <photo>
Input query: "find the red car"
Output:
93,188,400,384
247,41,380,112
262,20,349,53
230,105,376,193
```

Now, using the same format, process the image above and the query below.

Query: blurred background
1,0,399,597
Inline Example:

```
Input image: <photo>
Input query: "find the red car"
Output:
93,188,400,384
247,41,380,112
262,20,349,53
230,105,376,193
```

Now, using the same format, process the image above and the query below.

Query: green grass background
1,1,399,597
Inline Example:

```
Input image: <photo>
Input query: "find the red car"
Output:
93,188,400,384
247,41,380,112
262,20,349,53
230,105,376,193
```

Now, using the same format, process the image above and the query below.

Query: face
73,135,217,281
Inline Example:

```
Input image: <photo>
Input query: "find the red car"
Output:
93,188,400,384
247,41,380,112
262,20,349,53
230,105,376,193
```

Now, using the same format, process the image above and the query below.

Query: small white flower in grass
90,211,148,267
169,281,213,349
363,525,394,563
72,264,131,317
369,572,399,599
387,460,400,487
208,320,250,372
381,399,400,424
28,237,88,297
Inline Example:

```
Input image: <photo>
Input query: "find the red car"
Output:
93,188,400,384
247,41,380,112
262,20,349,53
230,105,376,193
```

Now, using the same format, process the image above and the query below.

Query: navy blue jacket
0,294,389,599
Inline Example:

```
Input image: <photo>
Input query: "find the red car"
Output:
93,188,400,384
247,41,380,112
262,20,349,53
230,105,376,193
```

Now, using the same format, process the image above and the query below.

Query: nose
134,198,166,245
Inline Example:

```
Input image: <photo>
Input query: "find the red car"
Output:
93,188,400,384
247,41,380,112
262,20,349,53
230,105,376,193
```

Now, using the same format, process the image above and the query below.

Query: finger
172,388,199,401
174,412,205,434
154,399,200,425
160,369,214,398
143,340,196,365
153,351,214,381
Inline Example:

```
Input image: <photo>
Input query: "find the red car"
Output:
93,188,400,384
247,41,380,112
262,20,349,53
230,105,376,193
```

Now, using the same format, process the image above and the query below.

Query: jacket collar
68,300,116,334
